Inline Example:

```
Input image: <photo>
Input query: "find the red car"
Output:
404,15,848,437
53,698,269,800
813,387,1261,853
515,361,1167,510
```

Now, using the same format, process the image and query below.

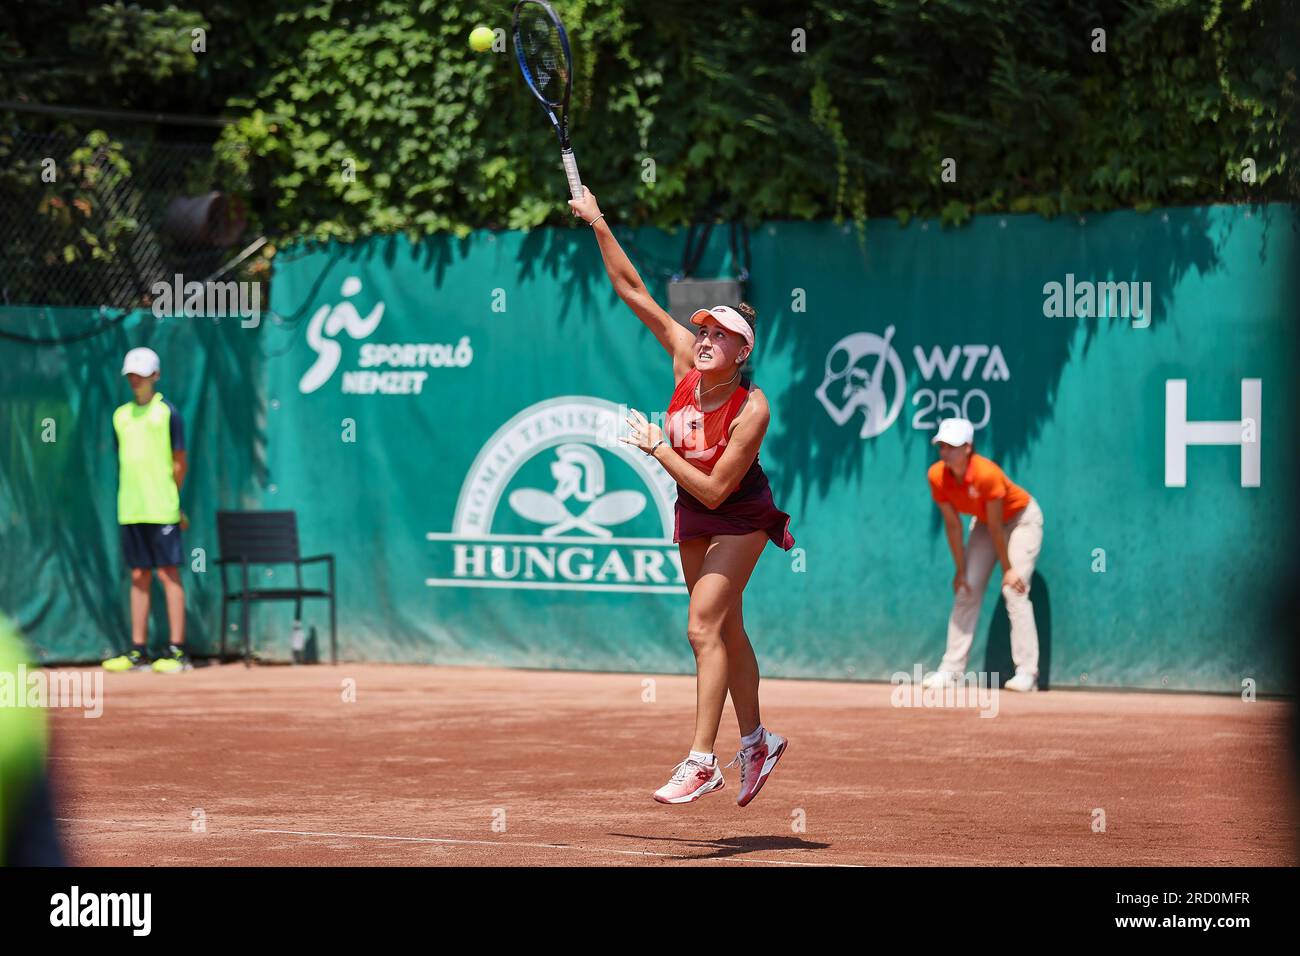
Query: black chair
215,510,337,665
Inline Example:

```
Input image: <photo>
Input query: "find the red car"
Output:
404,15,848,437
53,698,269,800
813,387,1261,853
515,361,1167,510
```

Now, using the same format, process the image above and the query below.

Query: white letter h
1165,379,1261,487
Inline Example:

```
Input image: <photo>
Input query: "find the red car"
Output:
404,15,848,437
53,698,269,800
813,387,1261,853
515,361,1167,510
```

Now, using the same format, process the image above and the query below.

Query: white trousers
939,497,1044,678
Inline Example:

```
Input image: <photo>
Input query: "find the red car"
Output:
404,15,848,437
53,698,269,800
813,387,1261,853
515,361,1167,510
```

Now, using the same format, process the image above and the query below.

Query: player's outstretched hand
568,190,602,225
620,408,664,455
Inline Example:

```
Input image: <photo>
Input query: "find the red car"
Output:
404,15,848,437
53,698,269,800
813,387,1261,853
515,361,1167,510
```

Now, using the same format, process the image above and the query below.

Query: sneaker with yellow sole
151,645,193,673
102,649,150,672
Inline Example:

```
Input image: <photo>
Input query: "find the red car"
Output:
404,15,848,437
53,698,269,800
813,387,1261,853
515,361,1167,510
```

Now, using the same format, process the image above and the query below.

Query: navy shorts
121,523,183,569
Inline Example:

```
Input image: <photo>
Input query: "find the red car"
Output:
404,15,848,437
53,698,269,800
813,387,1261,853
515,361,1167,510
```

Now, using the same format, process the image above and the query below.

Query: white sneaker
1003,672,1038,692
653,757,725,805
725,729,788,808
922,669,958,689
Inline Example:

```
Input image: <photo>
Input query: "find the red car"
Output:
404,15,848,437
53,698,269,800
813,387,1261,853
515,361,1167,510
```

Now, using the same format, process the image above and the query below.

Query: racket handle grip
561,148,584,200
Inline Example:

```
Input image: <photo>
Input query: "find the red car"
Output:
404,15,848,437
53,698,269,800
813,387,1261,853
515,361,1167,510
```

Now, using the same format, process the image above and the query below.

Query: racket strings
519,15,569,105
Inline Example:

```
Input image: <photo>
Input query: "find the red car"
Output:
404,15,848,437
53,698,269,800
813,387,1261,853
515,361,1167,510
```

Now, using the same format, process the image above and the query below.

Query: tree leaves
6,0,1292,246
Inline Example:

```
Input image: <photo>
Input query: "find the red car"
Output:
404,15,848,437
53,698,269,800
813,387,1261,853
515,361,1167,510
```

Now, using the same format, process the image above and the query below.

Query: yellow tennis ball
469,27,494,53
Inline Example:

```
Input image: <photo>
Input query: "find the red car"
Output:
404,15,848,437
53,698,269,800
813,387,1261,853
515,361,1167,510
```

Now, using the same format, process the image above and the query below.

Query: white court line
58,817,160,829
253,827,862,867
58,817,862,866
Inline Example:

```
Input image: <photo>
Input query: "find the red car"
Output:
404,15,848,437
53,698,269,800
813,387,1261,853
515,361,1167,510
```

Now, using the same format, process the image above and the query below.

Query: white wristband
589,213,606,227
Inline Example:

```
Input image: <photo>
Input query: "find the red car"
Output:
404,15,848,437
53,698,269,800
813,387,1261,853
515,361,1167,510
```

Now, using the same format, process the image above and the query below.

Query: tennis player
570,190,793,806
925,417,1043,692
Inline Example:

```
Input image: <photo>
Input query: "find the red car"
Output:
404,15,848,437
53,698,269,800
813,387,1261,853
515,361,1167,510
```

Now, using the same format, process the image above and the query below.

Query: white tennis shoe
922,669,958,689
653,757,725,804
726,729,788,807
1003,672,1038,692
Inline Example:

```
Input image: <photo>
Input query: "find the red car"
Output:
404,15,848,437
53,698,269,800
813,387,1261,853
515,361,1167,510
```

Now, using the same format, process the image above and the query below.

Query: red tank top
665,369,750,476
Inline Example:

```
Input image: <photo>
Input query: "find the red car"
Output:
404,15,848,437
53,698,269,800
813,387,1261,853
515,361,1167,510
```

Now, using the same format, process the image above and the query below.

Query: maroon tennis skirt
673,463,795,551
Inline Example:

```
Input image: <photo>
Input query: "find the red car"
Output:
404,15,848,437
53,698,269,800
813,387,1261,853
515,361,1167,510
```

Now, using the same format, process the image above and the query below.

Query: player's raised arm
569,190,695,369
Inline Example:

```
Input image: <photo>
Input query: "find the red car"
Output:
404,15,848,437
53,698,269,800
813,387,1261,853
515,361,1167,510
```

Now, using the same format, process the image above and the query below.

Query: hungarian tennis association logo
425,396,686,594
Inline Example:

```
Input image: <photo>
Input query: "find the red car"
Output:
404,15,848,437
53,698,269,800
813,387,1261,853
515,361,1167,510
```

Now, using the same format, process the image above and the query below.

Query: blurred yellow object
0,614,48,865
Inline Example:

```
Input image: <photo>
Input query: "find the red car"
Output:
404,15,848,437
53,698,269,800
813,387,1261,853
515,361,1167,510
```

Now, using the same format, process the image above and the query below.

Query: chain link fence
0,126,248,314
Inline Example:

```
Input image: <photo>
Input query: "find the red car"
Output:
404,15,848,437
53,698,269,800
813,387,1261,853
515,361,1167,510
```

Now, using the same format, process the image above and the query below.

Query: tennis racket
512,0,584,199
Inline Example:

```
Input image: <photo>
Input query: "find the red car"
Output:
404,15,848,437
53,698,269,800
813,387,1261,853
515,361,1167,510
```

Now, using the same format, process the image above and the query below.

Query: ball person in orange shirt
924,417,1044,692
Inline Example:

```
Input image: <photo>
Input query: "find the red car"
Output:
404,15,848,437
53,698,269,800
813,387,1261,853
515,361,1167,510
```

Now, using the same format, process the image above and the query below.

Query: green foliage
0,128,140,287
68,2,206,84
0,1,209,105
213,0,1294,241
3,0,1296,246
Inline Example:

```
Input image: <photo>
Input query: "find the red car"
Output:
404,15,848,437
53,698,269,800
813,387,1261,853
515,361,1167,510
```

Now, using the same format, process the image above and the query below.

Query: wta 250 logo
816,325,1010,439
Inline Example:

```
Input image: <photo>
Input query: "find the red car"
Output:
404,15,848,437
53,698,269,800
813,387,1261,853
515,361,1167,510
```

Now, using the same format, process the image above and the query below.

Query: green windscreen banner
256,204,1297,692
0,306,265,662
2,205,1294,691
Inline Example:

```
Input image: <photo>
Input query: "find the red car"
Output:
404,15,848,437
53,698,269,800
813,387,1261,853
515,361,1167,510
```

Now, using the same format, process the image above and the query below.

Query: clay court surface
46,664,1297,867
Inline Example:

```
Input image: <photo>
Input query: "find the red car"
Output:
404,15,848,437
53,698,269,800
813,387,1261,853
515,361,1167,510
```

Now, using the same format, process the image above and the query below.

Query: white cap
121,347,160,377
689,305,754,349
932,417,975,447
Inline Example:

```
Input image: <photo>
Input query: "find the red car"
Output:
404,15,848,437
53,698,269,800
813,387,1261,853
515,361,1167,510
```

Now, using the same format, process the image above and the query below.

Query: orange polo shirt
928,454,1030,523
